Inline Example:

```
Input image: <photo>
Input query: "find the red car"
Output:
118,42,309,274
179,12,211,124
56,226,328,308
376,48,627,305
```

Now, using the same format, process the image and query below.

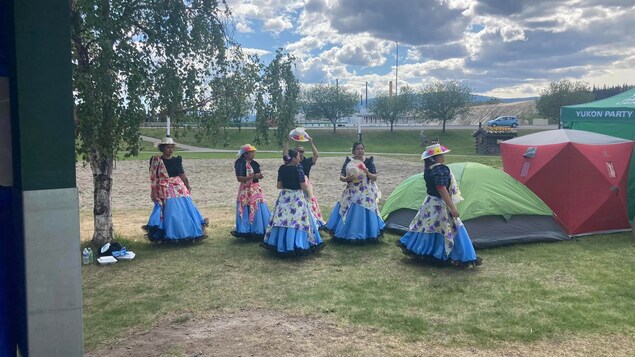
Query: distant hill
357,95,537,111
361,97,539,125
455,100,538,125
472,94,539,103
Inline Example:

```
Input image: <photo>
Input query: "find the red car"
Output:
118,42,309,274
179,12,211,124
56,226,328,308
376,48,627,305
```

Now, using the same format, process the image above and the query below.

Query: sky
224,0,635,99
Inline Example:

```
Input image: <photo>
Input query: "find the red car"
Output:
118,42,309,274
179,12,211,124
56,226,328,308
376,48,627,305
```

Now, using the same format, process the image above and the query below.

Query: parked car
487,116,519,128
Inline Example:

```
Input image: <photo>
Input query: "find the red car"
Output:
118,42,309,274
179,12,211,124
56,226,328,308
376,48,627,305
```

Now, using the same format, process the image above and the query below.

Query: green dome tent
381,162,569,248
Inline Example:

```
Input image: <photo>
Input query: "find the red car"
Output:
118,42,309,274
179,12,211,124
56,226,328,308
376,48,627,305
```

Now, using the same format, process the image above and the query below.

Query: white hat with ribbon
421,143,451,160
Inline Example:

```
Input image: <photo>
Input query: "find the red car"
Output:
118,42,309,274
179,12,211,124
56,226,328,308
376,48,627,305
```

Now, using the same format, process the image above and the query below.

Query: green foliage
418,80,473,132
72,0,232,160
537,80,594,124
302,82,359,133
254,49,301,147
71,0,234,245
369,86,417,132
591,83,634,101
194,47,261,145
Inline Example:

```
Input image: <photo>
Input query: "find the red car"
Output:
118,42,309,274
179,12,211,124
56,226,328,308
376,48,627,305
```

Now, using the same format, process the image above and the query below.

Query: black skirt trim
142,224,207,244
396,241,482,268
230,230,265,241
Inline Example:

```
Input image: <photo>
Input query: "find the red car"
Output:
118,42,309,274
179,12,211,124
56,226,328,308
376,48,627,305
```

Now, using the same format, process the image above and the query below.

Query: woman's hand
450,207,460,218
255,172,263,180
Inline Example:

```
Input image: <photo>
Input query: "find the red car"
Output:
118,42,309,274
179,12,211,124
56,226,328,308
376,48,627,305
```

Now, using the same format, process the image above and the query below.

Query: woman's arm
308,137,319,164
364,169,377,182
277,180,283,189
283,135,290,156
364,157,377,181
252,161,264,180
179,173,191,191
438,186,459,218
300,182,309,194
340,174,355,182
236,175,253,183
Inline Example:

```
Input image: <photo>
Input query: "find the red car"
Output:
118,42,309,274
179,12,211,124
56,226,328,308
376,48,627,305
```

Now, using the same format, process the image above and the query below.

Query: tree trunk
390,120,394,132
332,122,336,133
442,119,447,133
90,151,114,248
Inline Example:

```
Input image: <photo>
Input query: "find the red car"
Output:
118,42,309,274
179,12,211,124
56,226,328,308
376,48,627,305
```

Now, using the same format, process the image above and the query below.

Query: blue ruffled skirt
262,214,325,256
144,196,207,242
232,202,271,239
397,224,480,267
326,202,386,243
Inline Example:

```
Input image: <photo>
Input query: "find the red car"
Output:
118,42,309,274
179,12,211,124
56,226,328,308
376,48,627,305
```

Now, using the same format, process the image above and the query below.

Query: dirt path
76,156,423,212
85,309,634,357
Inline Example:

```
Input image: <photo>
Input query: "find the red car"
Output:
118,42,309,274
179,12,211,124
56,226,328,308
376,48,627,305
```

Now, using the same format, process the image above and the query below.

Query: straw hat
289,127,311,142
421,143,451,160
237,144,257,157
156,136,175,149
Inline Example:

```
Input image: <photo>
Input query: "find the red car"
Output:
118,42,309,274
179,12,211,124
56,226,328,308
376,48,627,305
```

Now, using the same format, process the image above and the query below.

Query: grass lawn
135,127,542,168
140,127,546,155
82,210,635,351
83,126,635,353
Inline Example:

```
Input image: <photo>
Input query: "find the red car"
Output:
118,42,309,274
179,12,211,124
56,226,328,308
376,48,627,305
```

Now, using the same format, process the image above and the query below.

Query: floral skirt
144,196,207,243
325,202,386,243
261,189,325,256
232,202,271,240
397,225,481,268
261,216,325,256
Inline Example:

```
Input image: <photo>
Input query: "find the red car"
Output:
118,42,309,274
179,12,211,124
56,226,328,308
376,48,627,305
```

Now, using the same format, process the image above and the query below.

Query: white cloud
263,16,293,34
226,0,635,97
235,21,253,33
242,48,271,58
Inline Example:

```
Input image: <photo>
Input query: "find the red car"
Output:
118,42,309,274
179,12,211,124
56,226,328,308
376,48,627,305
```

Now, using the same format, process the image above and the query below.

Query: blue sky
225,0,635,99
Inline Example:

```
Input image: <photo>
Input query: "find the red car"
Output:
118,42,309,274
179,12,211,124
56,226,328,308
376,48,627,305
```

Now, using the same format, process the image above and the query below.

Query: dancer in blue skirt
231,144,272,240
397,144,481,268
262,149,325,256
143,136,208,243
326,141,385,243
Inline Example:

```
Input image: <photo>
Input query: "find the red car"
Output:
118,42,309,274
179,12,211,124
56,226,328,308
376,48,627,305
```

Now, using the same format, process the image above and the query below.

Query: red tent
501,130,634,236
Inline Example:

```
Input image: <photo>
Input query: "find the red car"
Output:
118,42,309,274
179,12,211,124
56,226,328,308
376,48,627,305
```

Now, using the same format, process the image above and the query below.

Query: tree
369,86,417,132
254,49,301,147
204,48,260,140
537,80,594,125
418,80,472,132
71,0,233,247
302,82,359,133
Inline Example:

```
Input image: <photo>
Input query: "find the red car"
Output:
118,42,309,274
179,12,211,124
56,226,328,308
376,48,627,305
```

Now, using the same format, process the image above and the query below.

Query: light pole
335,78,339,127
395,41,399,95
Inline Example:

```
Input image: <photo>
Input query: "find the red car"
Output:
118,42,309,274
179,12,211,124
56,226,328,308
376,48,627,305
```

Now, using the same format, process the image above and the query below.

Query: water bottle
82,248,89,265
87,248,94,264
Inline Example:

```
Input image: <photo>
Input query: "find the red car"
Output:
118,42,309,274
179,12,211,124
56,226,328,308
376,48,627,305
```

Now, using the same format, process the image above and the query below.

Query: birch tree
72,0,234,246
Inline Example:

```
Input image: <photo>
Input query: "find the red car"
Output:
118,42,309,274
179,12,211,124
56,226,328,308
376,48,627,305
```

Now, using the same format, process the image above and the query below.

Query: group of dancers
142,135,481,268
